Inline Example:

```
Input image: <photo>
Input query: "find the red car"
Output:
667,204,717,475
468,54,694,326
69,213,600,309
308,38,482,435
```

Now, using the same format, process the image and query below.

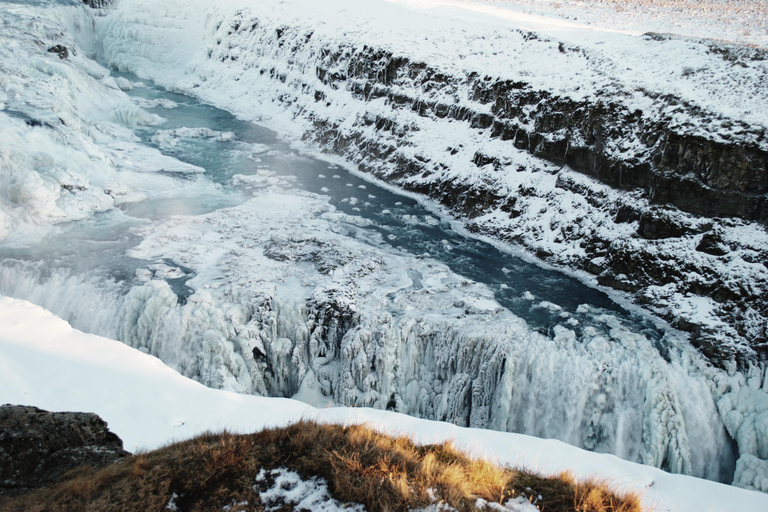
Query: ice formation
71,186,728,482
719,383,768,491
0,1,204,242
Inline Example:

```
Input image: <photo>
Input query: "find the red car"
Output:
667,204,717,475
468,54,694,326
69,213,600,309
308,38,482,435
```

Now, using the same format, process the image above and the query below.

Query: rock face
0,405,129,495
174,10,768,372
46,45,68,59
83,0,112,8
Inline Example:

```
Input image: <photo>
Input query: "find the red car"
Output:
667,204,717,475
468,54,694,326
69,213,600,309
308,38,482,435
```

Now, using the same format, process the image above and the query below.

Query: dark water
118,71,667,343
0,67,669,346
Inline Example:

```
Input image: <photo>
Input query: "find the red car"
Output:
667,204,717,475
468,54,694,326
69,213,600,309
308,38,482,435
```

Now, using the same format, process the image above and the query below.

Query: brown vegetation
0,421,642,512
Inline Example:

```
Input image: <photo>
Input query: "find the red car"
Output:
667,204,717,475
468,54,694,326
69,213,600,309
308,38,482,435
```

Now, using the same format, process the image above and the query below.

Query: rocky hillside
100,0,768,373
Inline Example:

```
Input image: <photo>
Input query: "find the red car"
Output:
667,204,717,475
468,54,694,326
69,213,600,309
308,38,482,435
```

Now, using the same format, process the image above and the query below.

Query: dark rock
596,272,642,293
0,405,128,495
47,45,68,60
307,286,359,360
83,0,113,8
696,231,730,256
637,211,692,239
614,205,640,224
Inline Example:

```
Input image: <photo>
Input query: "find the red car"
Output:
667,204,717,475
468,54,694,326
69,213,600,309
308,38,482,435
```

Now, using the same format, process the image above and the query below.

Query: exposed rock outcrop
46,45,69,59
83,0,113,8
189,12,768,372
0,405,128,495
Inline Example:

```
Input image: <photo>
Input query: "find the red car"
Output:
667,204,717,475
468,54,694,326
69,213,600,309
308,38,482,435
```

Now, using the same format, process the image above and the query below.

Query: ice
718,385,768,463
132,97,178,109
0,1,209,240
74,187,727,481
734,454,768,493
115,76,134,91
1,0,767,492
151,127,232,147
110,103,165,126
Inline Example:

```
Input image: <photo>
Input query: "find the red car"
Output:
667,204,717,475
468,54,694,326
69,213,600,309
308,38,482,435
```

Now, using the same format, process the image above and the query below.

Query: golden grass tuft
0,421,643,512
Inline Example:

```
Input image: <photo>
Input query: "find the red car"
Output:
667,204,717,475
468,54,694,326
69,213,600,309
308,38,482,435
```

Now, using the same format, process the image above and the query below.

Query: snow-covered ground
408,0,768,48
2,295,768,512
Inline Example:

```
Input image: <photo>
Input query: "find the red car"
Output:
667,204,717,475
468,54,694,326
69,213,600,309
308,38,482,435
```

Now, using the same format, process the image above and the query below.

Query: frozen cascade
68,186,729,482
1,0,765,489
0,262,126,340
0,185,735,480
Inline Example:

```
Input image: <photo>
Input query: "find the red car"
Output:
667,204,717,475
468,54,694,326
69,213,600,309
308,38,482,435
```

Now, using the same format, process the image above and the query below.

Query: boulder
0,405,129,495
46,45,68,60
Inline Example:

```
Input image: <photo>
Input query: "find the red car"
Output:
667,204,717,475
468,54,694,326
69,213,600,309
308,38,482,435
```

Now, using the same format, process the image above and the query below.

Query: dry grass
0,421,642,512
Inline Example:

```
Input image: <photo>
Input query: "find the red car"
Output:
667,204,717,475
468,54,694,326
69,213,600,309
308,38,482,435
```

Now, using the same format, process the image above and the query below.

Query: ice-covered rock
108,189,735,480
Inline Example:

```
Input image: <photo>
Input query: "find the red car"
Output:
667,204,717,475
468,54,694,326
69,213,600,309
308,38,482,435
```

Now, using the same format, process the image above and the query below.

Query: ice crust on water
151,127,235,148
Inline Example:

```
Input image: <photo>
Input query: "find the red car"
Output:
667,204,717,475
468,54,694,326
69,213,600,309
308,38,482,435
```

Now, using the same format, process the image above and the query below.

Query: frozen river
0,63,738,483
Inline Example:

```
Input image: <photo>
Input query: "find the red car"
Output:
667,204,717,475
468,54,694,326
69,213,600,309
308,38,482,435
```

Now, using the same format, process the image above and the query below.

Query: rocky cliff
159,9,768,375
0,405,128,495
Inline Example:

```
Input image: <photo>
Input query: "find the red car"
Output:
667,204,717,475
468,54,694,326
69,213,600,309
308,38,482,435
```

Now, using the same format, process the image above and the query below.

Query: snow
255,468,366,512
0,0,210,241
2,294,768,512
0,174,739,482
98,0,768,129
254,467,539,512
91,0,768,366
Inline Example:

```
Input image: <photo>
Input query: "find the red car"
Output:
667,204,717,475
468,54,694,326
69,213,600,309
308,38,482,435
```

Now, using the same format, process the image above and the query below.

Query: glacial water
0,69,738,482
121,73,659,339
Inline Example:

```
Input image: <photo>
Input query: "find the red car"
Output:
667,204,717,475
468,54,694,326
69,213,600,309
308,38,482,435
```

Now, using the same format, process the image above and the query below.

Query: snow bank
1,295,767,512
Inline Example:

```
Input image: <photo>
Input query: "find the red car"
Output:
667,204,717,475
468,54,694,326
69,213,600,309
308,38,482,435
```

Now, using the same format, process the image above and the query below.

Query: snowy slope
2,295,768,512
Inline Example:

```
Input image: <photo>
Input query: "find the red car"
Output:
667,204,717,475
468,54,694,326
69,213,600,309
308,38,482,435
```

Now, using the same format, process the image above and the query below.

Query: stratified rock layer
181,10,768,370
